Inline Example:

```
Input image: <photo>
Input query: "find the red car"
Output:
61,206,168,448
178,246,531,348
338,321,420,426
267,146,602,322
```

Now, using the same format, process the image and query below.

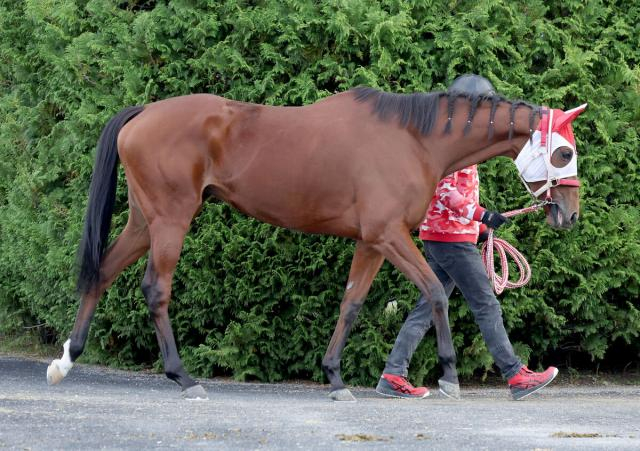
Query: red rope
480,204,546,295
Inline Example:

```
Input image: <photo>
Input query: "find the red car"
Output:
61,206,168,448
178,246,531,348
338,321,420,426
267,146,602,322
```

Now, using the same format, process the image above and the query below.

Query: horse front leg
375,227,460,399
322,241,384,401
47,209,150,385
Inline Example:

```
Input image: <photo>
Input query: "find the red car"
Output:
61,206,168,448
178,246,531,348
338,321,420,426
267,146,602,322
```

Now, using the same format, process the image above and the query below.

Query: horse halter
515,104,587,202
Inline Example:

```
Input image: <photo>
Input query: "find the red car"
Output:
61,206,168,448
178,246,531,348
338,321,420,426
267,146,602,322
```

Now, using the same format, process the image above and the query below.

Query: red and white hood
515,104,587,198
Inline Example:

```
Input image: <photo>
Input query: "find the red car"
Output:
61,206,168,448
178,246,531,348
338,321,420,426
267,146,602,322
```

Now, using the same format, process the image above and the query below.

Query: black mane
351,86,542,140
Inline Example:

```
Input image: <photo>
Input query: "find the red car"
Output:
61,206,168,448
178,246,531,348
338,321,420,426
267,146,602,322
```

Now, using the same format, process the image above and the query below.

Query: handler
376,75,558,401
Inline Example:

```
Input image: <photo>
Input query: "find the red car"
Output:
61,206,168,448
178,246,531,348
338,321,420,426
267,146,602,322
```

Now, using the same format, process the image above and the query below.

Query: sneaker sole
375,387,430,399
511,367,559,401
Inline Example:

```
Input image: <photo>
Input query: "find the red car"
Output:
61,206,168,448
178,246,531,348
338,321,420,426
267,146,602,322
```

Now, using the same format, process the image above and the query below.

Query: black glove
477,229,490,244
480,210,509,229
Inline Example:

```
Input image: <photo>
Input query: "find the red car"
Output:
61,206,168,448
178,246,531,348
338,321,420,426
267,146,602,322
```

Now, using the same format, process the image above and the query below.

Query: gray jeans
383,240,522,379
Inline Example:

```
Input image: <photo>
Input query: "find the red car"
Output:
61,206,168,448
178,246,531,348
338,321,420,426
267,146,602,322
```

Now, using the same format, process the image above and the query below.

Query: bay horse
47,86,586,401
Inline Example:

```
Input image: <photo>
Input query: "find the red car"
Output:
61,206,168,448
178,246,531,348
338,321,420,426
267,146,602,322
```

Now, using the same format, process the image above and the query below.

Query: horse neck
434,101,539,177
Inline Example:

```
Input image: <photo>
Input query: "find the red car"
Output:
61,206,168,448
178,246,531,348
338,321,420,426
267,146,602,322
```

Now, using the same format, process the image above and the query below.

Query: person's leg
427,241,523,379
434,240,558,400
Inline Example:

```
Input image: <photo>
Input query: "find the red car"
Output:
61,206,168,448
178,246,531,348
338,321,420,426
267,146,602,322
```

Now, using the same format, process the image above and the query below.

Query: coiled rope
480,203,547,295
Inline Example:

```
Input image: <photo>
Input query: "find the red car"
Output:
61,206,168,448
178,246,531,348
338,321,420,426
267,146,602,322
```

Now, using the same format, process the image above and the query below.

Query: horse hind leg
322,241,385,401
141,217,207,399
47,203,150,385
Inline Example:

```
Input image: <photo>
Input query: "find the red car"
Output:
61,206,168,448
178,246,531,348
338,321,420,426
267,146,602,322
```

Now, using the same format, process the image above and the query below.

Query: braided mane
352,86,542,140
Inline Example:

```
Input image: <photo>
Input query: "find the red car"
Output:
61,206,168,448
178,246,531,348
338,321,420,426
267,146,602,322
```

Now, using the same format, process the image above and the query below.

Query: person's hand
477,229,490,244
480,210,509,229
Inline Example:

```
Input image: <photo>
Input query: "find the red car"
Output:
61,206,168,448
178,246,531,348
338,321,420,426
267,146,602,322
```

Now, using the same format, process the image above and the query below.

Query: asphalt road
0,355,638,450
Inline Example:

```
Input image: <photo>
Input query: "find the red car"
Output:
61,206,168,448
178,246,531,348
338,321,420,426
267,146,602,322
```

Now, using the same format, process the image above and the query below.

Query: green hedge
1,0,638,386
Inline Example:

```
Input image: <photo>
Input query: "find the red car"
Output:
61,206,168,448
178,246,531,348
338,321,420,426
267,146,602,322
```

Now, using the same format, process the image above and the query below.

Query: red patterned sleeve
437,173,485,221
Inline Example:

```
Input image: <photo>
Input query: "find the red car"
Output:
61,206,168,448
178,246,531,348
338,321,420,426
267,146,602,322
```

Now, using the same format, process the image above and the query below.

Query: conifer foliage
0,0,638,385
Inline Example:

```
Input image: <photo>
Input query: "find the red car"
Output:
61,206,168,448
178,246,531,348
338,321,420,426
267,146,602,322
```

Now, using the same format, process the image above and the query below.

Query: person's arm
438,173,509,229
437,173,485,221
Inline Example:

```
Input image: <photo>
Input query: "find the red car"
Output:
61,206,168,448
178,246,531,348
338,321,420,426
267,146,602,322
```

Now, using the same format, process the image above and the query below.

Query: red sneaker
508,366,558,400
375,374,430,399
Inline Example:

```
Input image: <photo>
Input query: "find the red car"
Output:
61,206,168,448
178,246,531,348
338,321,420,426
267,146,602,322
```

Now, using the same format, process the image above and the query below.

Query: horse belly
222,155,360,236
218,133,362,234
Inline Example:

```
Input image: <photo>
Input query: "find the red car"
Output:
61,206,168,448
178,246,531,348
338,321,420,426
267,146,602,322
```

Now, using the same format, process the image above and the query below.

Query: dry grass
336,434,391,442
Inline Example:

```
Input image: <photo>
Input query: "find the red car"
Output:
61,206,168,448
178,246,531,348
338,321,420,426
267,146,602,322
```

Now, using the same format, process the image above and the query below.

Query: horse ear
554,103,588,130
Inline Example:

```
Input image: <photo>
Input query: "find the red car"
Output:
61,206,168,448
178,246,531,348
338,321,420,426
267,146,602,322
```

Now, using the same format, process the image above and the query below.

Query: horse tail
76,106,144,295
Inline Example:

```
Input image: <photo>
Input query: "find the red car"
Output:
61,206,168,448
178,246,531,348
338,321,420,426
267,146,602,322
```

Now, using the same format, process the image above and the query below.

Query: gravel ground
0,355,639,450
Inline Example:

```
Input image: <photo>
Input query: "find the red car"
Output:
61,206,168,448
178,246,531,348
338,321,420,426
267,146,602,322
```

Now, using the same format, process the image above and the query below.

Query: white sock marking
51,339,73,377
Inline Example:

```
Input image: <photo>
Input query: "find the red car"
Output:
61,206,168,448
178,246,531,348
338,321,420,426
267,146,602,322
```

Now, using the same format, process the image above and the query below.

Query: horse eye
562,150,573,160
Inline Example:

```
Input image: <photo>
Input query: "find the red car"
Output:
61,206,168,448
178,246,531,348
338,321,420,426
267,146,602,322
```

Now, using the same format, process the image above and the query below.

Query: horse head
516,104,587,229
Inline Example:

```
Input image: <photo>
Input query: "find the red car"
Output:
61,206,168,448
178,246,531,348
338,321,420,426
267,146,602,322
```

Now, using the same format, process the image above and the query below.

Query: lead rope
480,203,548,295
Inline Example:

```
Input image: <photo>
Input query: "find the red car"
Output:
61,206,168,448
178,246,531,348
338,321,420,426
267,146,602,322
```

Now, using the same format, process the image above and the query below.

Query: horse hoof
438,379,461,400
47,361,65,385
182,384,208,400
47,340,73,385
329,388,356,402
